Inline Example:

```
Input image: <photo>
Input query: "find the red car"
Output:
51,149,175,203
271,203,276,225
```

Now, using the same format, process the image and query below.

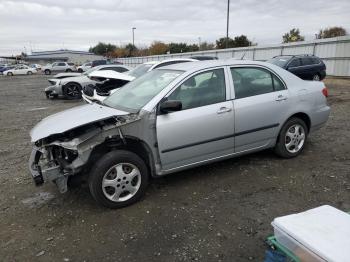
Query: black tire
63,82,82,99
44,69,51,75
27,71,33,75
88,150,149,209
78,68,83,73
7,72,13,76
312,73,320,81
66,69,72,72
274,117,308,158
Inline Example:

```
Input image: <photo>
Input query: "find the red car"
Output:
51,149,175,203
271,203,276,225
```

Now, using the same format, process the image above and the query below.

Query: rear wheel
66,69,72,72
44,69,51,75
7,72,13,76
78,68,83,73
63,82,82,99
88,150,149,208
274,117,308,158
312,74,320,81
27,71,33,75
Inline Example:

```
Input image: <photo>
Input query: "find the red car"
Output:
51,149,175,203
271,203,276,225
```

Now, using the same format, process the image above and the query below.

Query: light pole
226,0,230,49
132,27,136,48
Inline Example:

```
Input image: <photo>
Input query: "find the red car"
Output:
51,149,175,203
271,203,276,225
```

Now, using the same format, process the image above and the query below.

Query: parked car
77,62,92,73
29,60,330,208
267,55,326,81
30,64,42,70
42,62,76,75
44,64,130,99
3,65,37,76
0,65,15,75
190,55,218,60
82,58,198,103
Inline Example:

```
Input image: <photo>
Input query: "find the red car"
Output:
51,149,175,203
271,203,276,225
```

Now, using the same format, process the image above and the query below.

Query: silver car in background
29,60,330,208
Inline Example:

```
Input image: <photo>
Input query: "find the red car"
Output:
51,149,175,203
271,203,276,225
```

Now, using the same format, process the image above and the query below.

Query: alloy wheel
285,124,306,153
101,163,141,202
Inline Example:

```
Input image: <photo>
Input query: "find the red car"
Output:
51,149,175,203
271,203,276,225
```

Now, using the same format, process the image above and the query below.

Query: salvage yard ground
0,75,349,261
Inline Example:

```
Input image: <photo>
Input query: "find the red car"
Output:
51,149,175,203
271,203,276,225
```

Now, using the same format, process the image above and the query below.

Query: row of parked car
28,53,330,208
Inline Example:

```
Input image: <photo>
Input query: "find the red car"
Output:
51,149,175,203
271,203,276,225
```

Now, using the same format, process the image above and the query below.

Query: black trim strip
161,123,279,153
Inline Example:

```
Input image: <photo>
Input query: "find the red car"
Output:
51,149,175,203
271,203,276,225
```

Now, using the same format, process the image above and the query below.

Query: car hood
30,103,130,142
89,70,135,81
54,72,81,78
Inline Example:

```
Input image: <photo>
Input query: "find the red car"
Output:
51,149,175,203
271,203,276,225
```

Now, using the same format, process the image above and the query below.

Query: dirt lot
0,74,349,262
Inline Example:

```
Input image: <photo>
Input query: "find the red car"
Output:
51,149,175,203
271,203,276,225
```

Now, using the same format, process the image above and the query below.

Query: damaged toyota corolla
29,60,330,208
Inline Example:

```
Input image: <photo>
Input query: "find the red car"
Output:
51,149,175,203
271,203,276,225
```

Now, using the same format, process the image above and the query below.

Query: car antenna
241,53,246,60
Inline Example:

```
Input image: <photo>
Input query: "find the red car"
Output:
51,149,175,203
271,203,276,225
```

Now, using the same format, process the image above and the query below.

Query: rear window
288,58,301,68
301,57,314,66
68,62,75,66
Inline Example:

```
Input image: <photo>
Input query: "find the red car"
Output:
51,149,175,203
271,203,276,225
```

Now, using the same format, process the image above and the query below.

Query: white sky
0,0,349,55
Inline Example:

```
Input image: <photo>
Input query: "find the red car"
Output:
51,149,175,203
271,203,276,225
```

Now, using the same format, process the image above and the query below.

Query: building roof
29,50,96,56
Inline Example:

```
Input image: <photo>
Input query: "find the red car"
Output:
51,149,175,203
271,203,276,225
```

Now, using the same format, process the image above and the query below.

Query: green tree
216,35,252,49
199,42,215,51
89,42,117,55
168,42,199,53
282,28,304,43
317,26,347,39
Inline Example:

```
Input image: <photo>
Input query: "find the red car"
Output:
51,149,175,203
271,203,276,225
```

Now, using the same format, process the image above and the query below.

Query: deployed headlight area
30,115,140,193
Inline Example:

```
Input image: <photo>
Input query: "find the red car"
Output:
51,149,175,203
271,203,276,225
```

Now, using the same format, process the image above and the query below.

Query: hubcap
66,84,80,97
285,124,305,153
102,163,141,202
313,74,320,81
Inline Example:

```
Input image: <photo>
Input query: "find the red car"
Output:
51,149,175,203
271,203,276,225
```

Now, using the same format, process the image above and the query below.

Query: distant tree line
89,26,347,57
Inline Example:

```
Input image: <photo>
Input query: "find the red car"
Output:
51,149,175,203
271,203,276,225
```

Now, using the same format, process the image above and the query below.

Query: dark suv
267,55,326,81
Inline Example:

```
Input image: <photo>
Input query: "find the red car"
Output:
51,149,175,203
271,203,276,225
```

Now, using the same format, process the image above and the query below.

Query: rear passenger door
230,66,290,152
286,58,303,78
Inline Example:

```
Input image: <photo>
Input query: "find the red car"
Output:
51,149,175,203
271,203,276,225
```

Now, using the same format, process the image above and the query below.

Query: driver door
156,68,235,171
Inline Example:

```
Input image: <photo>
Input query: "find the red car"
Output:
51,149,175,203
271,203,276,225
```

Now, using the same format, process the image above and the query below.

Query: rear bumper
310,105,330,132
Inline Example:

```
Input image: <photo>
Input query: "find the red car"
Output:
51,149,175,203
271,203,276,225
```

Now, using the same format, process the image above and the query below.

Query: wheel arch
278,112,311,138
86,136,156,178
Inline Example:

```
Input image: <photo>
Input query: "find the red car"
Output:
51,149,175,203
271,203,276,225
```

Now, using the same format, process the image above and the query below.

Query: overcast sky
0,0,349,55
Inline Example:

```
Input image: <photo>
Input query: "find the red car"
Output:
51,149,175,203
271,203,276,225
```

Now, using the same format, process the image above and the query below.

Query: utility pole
226,0,230,49
132,27,136,48
198,37,201,51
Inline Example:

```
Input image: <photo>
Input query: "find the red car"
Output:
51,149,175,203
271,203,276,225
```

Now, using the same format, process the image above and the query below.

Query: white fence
116,36,350,77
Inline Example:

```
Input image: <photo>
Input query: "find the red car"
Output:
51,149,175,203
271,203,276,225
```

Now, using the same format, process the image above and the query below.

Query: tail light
322,87,328,97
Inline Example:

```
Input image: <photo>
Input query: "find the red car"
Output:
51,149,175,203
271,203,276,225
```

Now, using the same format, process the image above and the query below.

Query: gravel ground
0,74,349,262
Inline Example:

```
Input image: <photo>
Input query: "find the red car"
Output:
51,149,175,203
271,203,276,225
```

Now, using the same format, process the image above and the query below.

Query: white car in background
77,62,92,73
82,58,198,103
42,62,76,75
30,64,42,70
3,65,37,76
45,64,131,99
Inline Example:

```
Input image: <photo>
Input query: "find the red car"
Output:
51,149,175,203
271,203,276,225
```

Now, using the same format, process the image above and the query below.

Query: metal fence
116,36,350,77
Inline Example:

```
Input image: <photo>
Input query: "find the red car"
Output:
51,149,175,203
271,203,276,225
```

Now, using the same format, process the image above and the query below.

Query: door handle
275,95,288,101
217,107,232,114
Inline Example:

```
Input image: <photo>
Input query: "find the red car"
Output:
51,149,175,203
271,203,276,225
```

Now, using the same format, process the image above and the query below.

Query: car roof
159,59,277,73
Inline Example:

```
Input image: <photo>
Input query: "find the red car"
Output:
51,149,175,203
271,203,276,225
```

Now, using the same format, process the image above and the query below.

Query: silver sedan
29,59,330,208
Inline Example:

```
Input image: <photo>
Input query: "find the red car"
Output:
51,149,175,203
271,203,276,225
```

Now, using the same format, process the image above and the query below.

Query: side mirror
159,100,182,114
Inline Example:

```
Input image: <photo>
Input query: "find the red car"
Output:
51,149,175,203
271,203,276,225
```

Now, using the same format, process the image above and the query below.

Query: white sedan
3,65,37,76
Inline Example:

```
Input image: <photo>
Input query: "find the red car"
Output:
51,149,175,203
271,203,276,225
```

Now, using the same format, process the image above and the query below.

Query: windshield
104,69,183,112
83,66,99,75
267,56,291,67
127,64,154,78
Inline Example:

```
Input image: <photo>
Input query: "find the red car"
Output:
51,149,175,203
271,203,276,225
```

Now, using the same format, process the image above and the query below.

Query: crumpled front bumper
28,148,68,193
44,83,63,97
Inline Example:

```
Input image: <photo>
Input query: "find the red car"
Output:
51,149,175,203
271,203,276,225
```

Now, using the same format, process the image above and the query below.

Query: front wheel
66,69,72,72
274,117,308,158
63,83,82,99
88,150,149,208
44,69,51,75
27,71,33,75
7,72,13,76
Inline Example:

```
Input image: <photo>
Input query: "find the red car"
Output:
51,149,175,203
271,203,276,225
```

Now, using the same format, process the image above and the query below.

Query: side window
168,68,226,110
58,62,66,66
230,67,275,99
272,75,285,91
288,58,301,68
301,57,313,66
52,62,58,67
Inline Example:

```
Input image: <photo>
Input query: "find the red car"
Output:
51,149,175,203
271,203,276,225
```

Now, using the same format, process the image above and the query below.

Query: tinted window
58,62,66,66
288,58,301,68
301,57,314,66
231,67,275,99
68,63,74,66
168,69,226,110
311,57,320,64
